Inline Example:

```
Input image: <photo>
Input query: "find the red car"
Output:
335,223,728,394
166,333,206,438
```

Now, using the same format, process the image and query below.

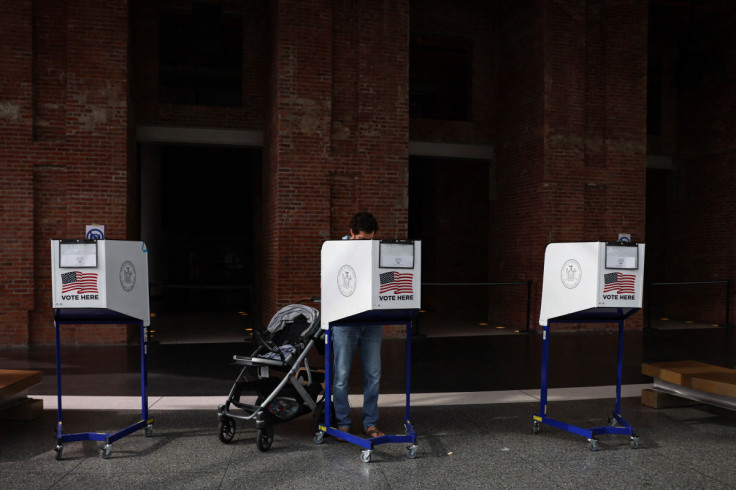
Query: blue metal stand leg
405,321,411,422
141,321,153,436
55,321,62,434
532,324,549,434
54,321,64,459
540,324,550,416
323,327,332,432
532,318,639,450
318,320,419,461
320,325,372,449
404,321,418,457
54,319,154,459
615,320,624,416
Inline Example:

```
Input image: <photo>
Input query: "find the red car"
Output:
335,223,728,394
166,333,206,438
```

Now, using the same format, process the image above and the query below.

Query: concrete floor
2,323,736,488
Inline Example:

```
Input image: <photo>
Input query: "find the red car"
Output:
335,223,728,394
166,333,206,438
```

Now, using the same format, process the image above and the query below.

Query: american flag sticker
379,271,414,294
61,271,99,294
603,272,636,294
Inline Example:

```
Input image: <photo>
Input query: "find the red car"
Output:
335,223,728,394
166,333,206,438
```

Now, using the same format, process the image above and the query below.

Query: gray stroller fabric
257,304,320,361
259,344,296,360
265,304,319,334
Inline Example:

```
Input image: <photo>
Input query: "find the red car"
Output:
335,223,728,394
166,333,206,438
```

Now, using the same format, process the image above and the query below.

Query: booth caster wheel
218,417,236,444
407,444,418,459
532,421,540,434
145,424,154,437
54,444,63,460
631,436,640,449
361,449,372,463
313,431,325,444
588,438,599,451
102,444,112,459
256,425,273,452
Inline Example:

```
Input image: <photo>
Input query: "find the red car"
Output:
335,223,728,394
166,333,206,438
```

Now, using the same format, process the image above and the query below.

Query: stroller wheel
256,425,273,452
218,417,236,444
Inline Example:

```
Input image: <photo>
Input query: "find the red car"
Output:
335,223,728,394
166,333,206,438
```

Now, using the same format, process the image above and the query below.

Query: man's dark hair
350,212,378,234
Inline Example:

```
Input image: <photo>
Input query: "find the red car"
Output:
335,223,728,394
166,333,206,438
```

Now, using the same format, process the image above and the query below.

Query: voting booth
51,239,151,324
533,242,644,450
50,239,153,459
320,239,421,328
316,240,420,462
539,242,644,326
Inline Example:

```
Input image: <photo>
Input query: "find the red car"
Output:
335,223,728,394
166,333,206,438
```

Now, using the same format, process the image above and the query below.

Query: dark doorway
142,144,261,343
409,156,491,335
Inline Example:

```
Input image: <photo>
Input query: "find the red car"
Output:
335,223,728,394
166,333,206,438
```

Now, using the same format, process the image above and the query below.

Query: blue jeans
331,325,383,430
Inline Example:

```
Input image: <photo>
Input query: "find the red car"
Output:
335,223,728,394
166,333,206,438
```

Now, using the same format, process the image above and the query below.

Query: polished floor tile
2,325,736,488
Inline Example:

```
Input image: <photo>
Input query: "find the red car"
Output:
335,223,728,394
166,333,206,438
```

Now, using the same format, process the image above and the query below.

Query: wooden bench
641,360,736,410
0,369,44,420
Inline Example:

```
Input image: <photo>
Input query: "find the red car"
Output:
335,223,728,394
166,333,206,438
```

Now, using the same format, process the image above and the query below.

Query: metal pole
140,321,148,420
526,280,532,332
55,320,63,433
405,321,412,422
726,280,731,327
540,323,550,416
324,327,332,428
646,284,652,329
615,319,624,415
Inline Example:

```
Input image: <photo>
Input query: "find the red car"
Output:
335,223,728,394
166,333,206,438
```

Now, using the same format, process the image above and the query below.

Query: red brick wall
492,0,648,331
1,0,130,345
4,0,732,346
409,0,496,144
260,0,334,319
0,1,34,345
260,0,410,320
129,0,267,130
651,6,736,324
491,0,546,330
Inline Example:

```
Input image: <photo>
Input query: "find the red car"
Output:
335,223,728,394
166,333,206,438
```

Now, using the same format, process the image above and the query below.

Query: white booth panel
51,240,151,325
539,242,645,326
321,240,421,329
52,240,108,309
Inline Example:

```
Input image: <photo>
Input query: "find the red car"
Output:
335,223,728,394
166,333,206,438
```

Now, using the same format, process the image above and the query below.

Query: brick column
262,0,409,320
494,0,647,330
0,1,34,345
0,0,130,345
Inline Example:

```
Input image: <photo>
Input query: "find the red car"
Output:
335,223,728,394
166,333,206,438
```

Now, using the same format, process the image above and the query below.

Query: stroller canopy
258,304,322,361
266,304,320,335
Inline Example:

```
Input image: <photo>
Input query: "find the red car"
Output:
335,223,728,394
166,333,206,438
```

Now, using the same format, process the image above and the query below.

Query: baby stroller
217,303,325,451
